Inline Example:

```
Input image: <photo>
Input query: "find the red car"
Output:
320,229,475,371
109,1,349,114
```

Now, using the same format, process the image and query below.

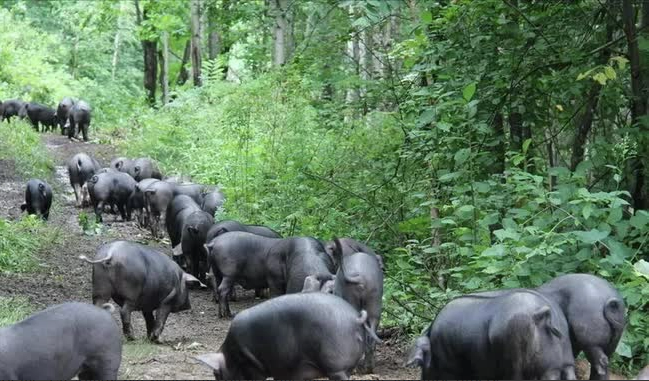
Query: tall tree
622,0,648,209
135,0,157,106
190,0,203,86
160,31,169,104
270,0,290,66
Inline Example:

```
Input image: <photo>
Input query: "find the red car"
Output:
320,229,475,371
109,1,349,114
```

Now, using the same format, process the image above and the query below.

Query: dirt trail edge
0,133,416,380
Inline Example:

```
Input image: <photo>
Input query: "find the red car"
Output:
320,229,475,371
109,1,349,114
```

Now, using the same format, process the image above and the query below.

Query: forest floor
0,133,417,380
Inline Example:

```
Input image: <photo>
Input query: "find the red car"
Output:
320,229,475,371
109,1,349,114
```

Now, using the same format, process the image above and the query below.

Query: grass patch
0,296,33,327
0,120,54,179
0,215,60,273
119,339,162,378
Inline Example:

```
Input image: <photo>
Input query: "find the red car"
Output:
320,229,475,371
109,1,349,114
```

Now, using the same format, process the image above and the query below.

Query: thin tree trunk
161,31,169,104
177,40,190,85
111,31,120,80
208,20,221,60
271,0,288,66
286,0,294,62
623,0,648,209
190,0,203,86
509,112,523,152
135,0,157,106
345,5,360,111
492,112,505,174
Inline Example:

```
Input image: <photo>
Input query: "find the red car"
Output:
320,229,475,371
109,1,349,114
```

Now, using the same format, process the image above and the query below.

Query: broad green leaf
630,210,649,229
455,204,475,218
522,138,532,154
454,148,470,166
615,341,632,358
593,72,607,85
606,239,631,264
420,10,433,24
418,108,435,126
573,229,609,244
634,260,649,279
462,82,476,102
582,203,593,220
494,228,521,241
606,207,622,224
604,66,616,80
610,56,628,69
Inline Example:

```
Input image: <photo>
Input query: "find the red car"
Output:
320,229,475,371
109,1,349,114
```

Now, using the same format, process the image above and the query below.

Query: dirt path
0,133,416,380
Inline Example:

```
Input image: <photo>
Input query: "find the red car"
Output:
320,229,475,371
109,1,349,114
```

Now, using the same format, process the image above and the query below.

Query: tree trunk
286,0,294,62
509,112,523,152
177,40,190,85
271,0,288,66
492,112,505,174
571,16,613,172
622,0,648,209
111,31,120,80
135,0,157,106
208,27,221,60
190,0,203,87
345,5,360,112
161,31,169,104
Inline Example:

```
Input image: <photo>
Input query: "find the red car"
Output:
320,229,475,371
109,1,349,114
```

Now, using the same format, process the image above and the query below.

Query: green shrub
0,120,54,179
0,215,60,273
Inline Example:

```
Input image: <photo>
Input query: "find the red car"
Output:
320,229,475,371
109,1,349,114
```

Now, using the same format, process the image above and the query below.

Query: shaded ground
0,133,417,380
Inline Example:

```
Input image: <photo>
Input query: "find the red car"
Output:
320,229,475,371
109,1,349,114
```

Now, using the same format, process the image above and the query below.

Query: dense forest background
0,0,647,371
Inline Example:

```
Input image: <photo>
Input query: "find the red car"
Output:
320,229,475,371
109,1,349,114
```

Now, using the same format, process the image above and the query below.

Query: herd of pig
5,148,649,380
0,97,91,141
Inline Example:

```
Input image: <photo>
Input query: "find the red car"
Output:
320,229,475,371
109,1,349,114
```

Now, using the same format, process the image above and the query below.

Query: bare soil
0,133,417,380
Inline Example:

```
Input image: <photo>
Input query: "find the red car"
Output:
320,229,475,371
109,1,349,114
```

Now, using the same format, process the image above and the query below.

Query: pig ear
38,183,46,197
115,160,123,169
533,305,551,325
301,275,319,293
533,305,563,338
195,352,225,372
134,166,141,174
172,244,183,256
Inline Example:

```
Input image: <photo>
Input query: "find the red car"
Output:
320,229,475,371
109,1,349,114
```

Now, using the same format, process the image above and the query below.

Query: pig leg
117,203,128,222
120,304,135,340
82,122,89,142
94,200,104,223
218,277,234,318
151,305,172,342
210,271,221,304
72,183,82,206
81,183,89,207
143,310,155,338
586,346,609,380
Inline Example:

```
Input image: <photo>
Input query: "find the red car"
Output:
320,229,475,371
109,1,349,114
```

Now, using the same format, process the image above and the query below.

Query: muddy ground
0,133,417,380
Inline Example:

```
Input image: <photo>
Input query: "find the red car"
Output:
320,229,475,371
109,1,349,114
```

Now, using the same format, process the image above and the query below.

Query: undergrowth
0,120,54,180
0,296,33,327
0,215,60,273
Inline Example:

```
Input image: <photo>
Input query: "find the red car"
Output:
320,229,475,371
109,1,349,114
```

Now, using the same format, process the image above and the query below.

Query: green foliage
0,120,53,180
78,211,103,236
123,72,403,241
0,297,33,327
0,215,59,273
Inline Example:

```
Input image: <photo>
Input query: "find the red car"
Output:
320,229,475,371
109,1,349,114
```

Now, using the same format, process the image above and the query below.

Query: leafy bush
0,215,59,273
122,72,404,243
0,120,54,179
